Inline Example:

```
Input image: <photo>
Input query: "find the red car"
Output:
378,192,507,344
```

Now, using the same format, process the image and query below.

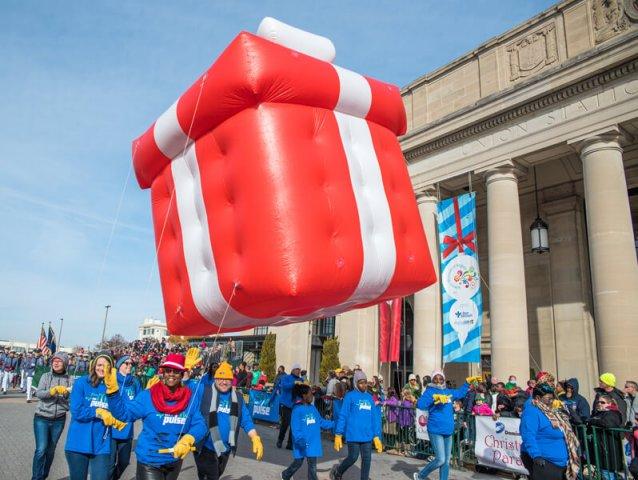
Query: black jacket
593,387,628,425
586,409,624,471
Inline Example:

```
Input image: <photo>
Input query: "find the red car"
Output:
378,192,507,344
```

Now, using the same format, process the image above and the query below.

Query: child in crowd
281,384,334,480
472,393,494,416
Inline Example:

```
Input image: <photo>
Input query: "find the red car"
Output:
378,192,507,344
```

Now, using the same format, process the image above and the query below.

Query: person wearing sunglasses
109,355,141,480
586,394,624,479
104,353,207,480
521,382,580,480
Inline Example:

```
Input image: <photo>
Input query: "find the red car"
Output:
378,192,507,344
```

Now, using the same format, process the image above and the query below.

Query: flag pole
58,318,64,348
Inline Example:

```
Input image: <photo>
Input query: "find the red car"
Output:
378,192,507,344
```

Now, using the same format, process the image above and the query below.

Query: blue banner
437,192,482,363
248,389,280,423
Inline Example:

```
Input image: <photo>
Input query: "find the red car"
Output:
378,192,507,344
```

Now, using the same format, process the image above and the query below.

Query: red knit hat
159,353,186,372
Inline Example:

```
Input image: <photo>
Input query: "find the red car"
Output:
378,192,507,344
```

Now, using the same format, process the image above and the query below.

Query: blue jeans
601,471,618,480
336,441,372,480
417,433,453,480
65,451,110,480
32,415,66,480
282,456,317,480
109,438,132,480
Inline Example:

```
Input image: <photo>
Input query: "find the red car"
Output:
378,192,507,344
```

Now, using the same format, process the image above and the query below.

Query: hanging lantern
530,166,549,254
530,216,549,253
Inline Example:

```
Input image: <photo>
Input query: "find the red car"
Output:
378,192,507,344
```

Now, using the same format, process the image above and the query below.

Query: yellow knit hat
214,362,233,380
600,372,616,388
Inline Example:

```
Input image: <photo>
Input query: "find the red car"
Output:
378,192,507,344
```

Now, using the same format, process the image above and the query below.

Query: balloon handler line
158,447,196,454
172,282,238,443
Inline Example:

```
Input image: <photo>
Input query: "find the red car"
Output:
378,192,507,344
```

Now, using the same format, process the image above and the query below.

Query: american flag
36,324,49,355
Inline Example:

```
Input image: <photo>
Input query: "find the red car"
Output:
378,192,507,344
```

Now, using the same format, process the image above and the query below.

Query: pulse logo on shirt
88,393,108,409
217,402,231,415
124,387,136,400
357,400,372,411
162,412,187,426
304,414,316,426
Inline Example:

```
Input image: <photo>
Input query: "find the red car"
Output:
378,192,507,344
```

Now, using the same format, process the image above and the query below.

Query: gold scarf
533,399,580,480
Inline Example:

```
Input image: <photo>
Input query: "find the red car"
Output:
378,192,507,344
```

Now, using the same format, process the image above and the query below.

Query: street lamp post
58,318,64,347
101,305,111,345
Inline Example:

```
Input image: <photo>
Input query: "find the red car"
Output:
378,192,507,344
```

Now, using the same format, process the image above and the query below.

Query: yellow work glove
49,385,68,396
184,347,202,371
172,434,196,459
251,434,264,460
334,434,343,452
95,408,116,427
113,419,128,431
104,365,119,395
552,399,563,410
466,375,483,384
373,436,383,453
433,394,452,405
146,375,160,390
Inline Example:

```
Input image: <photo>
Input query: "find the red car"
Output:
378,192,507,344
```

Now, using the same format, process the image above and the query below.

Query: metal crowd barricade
575,423,634,480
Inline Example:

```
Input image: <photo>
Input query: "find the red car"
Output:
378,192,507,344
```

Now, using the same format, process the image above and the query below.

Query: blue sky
0,0,556,348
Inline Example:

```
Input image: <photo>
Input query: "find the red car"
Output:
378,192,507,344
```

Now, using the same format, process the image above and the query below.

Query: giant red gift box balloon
133,23,436,335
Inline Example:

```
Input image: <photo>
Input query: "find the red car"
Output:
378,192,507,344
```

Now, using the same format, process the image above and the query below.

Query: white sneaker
413,473,421,480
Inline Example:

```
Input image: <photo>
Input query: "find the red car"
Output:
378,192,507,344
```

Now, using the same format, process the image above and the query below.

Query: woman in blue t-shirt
105,353,207,480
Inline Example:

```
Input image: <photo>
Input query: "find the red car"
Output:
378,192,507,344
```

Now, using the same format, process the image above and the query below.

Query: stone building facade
253,0,638,395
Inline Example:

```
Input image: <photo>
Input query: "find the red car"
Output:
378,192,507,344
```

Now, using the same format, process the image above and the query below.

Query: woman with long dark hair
105,353,207,480
520,382,580,480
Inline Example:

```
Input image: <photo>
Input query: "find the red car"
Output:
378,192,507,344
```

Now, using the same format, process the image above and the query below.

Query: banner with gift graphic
415,408,430,441
474,416,528,475
437,192,482,363
248,389,280,423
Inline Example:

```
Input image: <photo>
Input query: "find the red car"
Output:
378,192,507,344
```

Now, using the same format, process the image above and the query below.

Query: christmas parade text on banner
437,192,482,363
474,416,528,475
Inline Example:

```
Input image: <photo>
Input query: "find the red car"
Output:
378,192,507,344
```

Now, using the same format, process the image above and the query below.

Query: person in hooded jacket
329,370,382,480
561,378,590,424
412,370,477,480
586,394,625,480
31,352,73,480
65,352,127,480
109,355,141,480
593,373,628,426
281,383,334,480
105,353,207,480
193,361,264,480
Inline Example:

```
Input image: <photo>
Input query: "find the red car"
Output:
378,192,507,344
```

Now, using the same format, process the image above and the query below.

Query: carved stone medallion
593,0,630,43
507,24,558,82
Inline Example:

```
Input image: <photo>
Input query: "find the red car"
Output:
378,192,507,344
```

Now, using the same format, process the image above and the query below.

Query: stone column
484,162,530,382
412,186,442,378
576,131,638,383
335,306,379,376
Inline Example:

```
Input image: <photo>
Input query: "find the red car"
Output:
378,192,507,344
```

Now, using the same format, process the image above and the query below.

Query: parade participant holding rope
412,370,477,480
32,352,73,480
109,355,141,480
330,370,383,480
193,361,263,480
104,353,207,480
65,352,125,480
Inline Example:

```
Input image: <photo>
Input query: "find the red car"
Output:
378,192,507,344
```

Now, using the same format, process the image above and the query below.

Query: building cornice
403,55,638,162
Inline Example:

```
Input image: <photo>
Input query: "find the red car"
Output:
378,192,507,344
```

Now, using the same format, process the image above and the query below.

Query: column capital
413,184,437,204
568,125,624,156
477,160,528,186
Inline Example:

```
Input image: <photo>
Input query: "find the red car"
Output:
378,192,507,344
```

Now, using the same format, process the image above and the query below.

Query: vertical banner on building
379,299,402,363
474,416,528,475
437,192,482,363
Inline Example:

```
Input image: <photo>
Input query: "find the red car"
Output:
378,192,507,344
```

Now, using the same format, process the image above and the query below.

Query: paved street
0,389,498,479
